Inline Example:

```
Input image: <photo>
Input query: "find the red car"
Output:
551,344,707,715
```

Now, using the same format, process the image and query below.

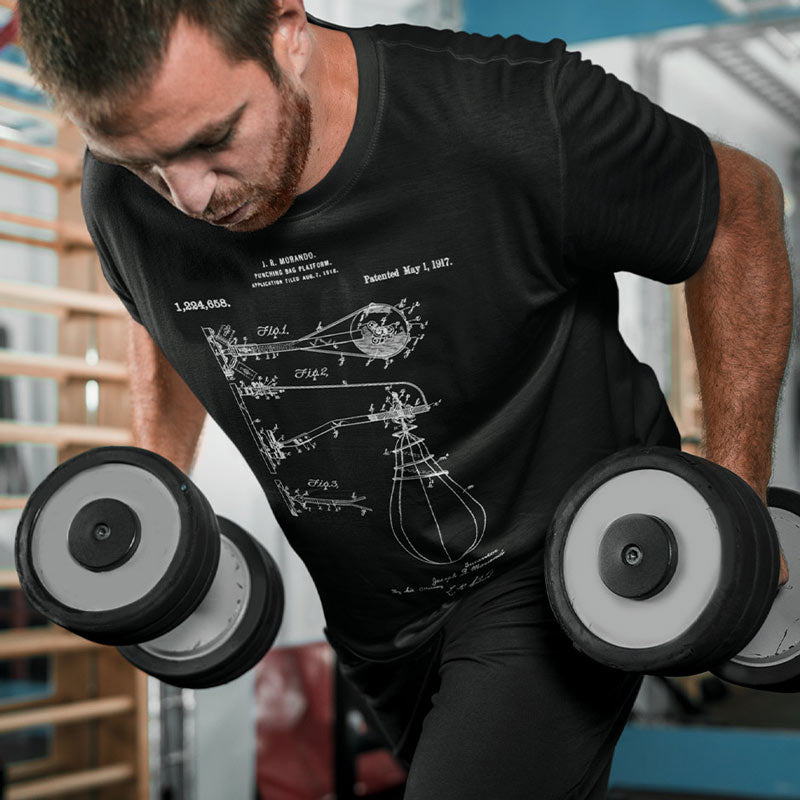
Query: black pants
328,561,643,799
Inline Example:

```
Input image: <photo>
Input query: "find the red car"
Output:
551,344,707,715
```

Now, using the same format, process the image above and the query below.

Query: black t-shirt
81,17,720,658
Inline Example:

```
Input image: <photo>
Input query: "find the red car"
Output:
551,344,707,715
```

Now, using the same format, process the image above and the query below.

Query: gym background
0,1,798,799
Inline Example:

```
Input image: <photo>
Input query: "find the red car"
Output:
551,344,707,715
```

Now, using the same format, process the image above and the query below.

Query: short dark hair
18,0,282,122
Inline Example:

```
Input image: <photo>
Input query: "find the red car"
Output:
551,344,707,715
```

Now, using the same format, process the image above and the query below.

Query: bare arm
127,318,207,476
684,140,792,500
684,140,793,583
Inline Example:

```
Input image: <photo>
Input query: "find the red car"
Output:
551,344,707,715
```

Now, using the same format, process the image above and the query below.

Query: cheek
235,111,284,169
217,149,275,187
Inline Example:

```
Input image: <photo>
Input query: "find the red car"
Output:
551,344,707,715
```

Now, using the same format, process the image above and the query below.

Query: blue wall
463,0,800,44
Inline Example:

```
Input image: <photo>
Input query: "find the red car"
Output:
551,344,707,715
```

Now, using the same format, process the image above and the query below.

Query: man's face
74,17,312,232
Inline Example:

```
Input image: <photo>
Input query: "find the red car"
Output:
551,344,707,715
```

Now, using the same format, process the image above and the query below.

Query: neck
296,23,358,195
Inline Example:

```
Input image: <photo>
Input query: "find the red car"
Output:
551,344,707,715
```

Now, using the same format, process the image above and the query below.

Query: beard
204,78,313,232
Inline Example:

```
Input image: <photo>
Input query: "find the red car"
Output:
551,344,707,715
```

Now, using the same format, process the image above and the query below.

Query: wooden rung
0,231,67,253
0,61,39,94
0,695,135,734
0,627,102,659
0,568,21,586
0,137,83,179
0,348,129,382
6,755,59,785
6,762,135,800
0,496,26,511
0,97,63,128
0,163,61,187
0,280,127,318
0,420,133,447
0,210,92,249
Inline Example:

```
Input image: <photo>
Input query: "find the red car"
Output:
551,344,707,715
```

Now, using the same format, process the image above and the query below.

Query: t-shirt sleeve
90,228,145,326
549,47,720,286
80,162,146,326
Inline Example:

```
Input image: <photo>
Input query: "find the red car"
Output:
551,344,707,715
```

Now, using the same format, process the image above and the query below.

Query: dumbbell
14,446,284,689
545,445,800,692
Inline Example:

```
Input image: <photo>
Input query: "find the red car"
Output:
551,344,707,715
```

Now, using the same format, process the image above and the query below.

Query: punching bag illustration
387,393,487,564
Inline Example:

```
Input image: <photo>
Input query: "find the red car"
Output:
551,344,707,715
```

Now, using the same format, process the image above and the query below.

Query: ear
272,0,312,79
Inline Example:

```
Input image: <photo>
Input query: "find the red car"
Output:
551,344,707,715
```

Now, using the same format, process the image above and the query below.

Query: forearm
684,165,792,500
127,319,207,475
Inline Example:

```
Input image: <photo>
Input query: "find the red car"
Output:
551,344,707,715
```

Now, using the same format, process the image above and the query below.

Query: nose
158,160,217,217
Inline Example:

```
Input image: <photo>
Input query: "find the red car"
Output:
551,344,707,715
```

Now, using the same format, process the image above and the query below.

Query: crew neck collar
277,14,380,222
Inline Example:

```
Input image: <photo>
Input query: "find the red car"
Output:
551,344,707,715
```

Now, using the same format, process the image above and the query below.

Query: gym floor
604,676,800,800
354,782,763,798
608,793,749,799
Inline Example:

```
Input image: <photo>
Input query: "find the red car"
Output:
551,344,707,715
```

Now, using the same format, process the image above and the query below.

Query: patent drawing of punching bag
387,393,487,565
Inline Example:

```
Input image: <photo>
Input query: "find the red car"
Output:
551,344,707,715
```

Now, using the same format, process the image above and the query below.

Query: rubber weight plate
546,445,753,676
713,487,800,691
117,517,284,689
15,446,220,646
698,460,780,671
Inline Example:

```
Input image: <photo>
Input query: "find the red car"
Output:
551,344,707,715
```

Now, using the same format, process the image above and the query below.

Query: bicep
695,140,784,276
708,139,782,235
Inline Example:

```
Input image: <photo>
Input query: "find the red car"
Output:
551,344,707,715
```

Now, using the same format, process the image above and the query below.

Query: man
18,1,792,797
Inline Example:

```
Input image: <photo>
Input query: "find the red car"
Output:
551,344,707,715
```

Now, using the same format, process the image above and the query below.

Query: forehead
75,16,267,149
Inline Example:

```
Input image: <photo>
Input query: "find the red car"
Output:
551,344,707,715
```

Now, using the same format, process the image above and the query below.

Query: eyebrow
91,102,248,168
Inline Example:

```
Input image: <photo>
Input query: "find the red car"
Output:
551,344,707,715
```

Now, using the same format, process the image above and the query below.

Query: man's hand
750,481,788,588
759,490,789,589
779,550,789,588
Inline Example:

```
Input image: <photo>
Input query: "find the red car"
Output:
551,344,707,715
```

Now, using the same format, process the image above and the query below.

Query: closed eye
202,128,234,153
